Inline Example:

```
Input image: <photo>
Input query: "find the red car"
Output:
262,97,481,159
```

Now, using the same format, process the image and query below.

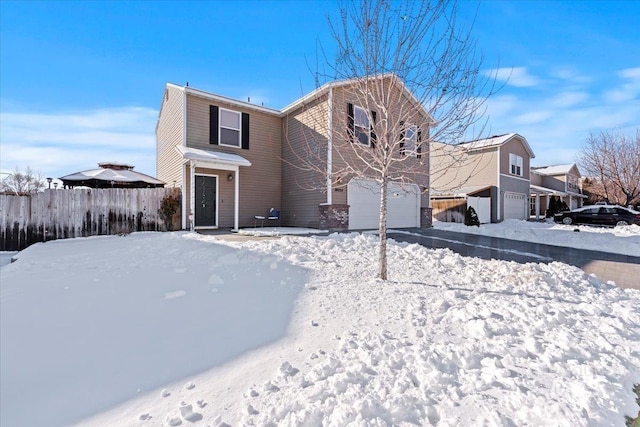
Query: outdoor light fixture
227,173,234,182
46,177,52,189
53,182,58,189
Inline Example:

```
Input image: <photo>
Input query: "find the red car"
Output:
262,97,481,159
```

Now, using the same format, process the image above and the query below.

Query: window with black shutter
347,103,376,147
210,106,250,149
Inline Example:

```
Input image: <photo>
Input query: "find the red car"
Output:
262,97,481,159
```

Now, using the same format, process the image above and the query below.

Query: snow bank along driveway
1,231,639,426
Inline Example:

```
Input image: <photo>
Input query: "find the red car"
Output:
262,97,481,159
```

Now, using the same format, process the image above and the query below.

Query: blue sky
1,0,639,181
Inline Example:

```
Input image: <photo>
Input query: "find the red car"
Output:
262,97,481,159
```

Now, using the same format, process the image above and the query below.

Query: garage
348,178,420,230
503,192,527,220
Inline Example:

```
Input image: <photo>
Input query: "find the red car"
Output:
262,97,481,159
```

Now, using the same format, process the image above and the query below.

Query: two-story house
156,76,434,231
530,163,586,219
430,133,535,223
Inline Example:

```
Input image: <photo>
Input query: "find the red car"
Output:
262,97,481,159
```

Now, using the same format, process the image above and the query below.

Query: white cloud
480,68,640,166
619,67,640,80
549,66,592,85
604,66,640,103
514,110,553,125
0,107,158,180
485,67,540,88
550,91,589,108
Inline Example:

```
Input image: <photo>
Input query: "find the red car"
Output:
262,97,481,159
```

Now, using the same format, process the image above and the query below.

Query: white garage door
348,178,420,230
503,192,527,220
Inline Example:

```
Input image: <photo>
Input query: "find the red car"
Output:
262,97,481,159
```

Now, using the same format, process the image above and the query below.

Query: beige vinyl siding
330,85,432,207
431,143,499,191
541,174,566,192
500,137,530,179
282,94,329,228
156,84,185,187
185,93,282,228
530,171,543,186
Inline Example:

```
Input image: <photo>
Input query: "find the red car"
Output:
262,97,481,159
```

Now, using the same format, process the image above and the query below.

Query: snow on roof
175,145,252,167
59,166,164,186
430,184,492,198
530,184,567,195
531,164,577,176
457,133,535,158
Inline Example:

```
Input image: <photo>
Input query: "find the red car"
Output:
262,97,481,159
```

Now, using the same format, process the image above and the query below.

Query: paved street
389,228,640,290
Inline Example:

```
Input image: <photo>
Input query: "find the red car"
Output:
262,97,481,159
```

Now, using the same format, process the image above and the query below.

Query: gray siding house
430,133,535,223
530,163,587,218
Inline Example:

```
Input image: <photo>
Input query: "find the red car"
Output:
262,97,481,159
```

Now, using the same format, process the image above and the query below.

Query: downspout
234,166,239,232
327,87,333,205
496,146,501,222
190,160,195,231
181,86,188,230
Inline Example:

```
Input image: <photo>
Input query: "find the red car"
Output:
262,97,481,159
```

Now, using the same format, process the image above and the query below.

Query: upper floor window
210,105,250,149
509,153,523,176
353,105,371,146
403,124,418,157
567,175,580,192
219,108,241,147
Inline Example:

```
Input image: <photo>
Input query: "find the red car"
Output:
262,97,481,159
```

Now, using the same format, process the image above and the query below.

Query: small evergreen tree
464,206,480,226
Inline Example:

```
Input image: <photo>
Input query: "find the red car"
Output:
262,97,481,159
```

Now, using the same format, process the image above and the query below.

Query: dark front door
195,175,217,227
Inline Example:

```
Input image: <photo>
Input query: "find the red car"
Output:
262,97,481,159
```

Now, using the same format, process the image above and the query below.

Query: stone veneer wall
420,207,433,228
318,204,349,231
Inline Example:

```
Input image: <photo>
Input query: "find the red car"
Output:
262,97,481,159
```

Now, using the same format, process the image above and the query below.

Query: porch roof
530,184,566,196
430,185,492,198
175,145,252,167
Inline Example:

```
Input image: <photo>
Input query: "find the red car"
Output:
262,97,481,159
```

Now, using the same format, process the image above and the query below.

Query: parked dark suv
554,205,640,226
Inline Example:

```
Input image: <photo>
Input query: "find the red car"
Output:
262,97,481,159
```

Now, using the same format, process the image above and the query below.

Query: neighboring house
156,76,434,231
530,163,587,218
430,133,535,223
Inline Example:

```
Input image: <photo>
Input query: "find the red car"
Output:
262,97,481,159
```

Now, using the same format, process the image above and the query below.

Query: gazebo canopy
59,162,165,189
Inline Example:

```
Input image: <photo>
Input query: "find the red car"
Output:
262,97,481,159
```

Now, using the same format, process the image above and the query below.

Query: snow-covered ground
1,222,639,427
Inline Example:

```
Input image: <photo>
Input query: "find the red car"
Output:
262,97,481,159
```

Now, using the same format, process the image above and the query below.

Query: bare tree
578,129,640,207
1,166,46,195
285,0,498,280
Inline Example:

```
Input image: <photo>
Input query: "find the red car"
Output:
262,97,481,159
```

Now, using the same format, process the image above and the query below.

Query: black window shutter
399,121,405,156
347,103,354,143
241,112,250,150
417,130,422,159
210,106,219,145
370,110,377,148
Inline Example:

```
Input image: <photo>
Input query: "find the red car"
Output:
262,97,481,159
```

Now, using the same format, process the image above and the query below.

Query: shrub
464,206,480,226
158,191,181,231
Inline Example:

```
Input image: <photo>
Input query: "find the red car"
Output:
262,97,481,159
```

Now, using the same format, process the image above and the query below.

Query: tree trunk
378,178,388,280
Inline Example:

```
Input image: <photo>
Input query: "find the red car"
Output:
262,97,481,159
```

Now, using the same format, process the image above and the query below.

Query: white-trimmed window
403,124,418,157
219,108,241,147
567,175,579,192
509,153,523,176
353,105,370,146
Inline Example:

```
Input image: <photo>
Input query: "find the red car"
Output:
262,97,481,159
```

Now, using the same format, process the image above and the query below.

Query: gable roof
164,75,435,127
281,74,436,125
531,163,579,176
166,83,282,116
457,133,535,158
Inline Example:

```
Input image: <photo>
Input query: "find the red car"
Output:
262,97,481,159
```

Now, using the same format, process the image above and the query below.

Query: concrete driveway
389,228,640,290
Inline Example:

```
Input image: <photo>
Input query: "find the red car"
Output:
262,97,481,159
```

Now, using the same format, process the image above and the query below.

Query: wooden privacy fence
431,198,467,223
0,188,181,251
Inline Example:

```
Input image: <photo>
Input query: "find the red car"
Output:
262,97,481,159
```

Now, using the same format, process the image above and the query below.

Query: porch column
190,161,196,231
233,167,240,232
535,194,540,220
